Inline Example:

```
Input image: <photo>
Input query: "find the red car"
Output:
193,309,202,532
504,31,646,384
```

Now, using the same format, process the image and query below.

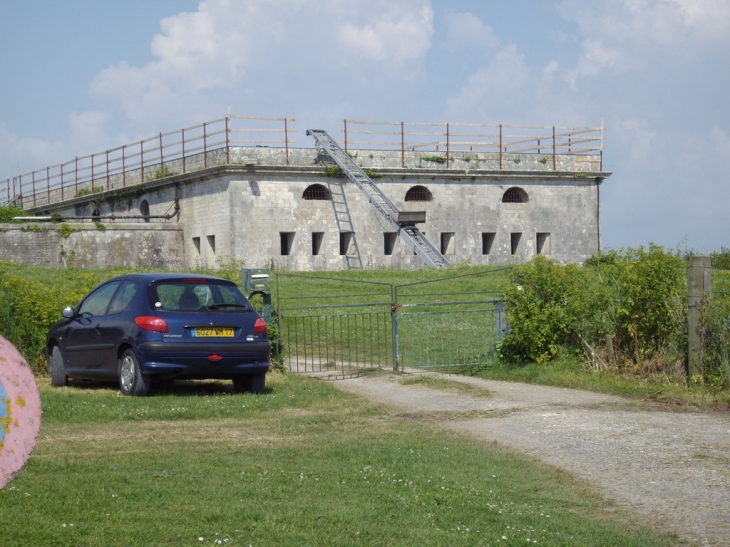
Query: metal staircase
307,129,449,268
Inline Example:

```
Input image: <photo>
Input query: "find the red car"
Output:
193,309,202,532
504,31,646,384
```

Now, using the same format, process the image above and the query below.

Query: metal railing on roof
341,119,604,170
1,115,296,209
0,115,604,209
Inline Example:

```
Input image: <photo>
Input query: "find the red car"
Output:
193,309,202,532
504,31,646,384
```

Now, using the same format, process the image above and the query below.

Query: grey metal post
392,304,400,372
688,256,711,381
391,284,400,371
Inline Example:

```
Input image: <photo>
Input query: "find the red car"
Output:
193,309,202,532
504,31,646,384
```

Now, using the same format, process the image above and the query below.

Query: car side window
78,281,121,317
154,285,184,310
108,281,139,315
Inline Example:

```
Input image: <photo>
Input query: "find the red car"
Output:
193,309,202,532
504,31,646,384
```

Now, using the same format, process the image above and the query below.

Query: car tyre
233,372,266,394
50,346,68,387
119,349,151,397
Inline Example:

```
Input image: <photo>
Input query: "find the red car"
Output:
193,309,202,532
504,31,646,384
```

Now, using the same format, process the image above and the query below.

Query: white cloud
446,45,529,120
559,0,730,82
337,5,434,63
442,11,499,52
89,0,434,131
0,125,64,179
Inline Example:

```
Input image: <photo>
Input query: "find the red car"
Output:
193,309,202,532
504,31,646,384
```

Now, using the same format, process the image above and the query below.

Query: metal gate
276,269,508,375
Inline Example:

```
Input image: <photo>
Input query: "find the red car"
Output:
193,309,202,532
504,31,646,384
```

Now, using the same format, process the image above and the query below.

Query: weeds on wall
420,155,447,164
323,166,344,177
75,186,103,198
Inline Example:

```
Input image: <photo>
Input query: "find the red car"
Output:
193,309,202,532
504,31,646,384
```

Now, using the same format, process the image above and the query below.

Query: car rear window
150,280,251,312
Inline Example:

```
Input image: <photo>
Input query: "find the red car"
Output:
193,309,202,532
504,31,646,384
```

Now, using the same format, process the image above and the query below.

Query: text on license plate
192,327,235,337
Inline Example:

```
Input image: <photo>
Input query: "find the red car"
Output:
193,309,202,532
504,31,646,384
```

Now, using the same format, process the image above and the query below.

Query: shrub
698,298,730,389
0,206,25,222
586,245,686,362
0,271,101,373
711,247,730,270
501,246,687,371
499,256,595,364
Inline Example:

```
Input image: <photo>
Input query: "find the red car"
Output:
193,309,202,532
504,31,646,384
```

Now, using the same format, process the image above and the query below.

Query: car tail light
135,316,169,333
254,317,267,334
208,354,222,362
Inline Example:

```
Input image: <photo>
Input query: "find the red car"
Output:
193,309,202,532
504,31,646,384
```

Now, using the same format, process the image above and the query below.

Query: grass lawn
0,373,681,546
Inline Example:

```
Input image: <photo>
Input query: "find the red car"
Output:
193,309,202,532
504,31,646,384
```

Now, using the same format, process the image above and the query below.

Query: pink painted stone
0,336,42,489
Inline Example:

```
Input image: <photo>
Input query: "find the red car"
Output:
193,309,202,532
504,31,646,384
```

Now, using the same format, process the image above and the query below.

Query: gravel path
330,371,730,547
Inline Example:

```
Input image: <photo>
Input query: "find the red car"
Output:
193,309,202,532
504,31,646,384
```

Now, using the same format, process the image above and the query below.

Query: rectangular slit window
536,232,551,255
280,232,294,255
192,237,201,260
312,232,324,255
482,232,495,255
384,232,397,256
207,235,216,260
440,232,455,255
510,232,522,255
339,232,355,256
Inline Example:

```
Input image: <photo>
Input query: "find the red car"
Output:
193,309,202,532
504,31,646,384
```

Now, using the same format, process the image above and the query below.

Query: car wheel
233,372,266,394
50,346,68,387
118,350,151,397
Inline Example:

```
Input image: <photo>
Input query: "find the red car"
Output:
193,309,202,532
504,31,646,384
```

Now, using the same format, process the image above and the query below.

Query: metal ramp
307,129,449,268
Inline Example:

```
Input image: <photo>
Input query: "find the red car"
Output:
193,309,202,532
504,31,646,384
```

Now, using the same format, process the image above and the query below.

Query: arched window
502,187,528,203
405,185,432,202
92,208,101,221
302,184,330,200
140,200,150,223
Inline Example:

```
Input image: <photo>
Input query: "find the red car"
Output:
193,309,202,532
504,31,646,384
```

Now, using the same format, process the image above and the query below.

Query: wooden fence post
687,256,712,381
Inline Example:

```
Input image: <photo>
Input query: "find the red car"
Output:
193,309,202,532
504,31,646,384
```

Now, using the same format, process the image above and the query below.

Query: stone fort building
0,115,609,270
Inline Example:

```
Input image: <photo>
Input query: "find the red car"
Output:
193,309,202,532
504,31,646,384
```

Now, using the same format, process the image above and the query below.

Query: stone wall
0,223,184,269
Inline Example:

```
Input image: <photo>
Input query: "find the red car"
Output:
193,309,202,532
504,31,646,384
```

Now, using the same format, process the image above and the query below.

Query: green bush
711,247,730,270
586,245,686,362
699,298,730,389
498,256,592,364
501,246,687,373
0,205,25,222
0,270,100,373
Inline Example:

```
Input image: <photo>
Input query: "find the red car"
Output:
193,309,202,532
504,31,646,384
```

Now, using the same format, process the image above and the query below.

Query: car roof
104,272,236,284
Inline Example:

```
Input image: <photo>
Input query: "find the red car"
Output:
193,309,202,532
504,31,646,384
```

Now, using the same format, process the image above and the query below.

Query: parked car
46,273,270,396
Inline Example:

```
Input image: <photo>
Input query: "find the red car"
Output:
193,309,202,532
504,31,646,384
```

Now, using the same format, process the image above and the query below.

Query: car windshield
150,280,251,312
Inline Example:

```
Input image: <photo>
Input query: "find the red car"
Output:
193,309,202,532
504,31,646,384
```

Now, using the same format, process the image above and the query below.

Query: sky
1,0,728,253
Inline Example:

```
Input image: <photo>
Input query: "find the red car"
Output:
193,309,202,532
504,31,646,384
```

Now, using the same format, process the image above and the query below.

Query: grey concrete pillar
687,256,711,380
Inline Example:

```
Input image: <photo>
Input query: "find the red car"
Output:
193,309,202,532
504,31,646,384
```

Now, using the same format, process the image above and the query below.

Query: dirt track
331,371,730,547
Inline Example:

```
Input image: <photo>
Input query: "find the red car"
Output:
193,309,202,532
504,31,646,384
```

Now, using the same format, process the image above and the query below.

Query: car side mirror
61,306,75,319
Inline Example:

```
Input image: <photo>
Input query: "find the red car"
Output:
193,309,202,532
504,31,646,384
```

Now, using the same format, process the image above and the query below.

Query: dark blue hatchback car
46,273,270,396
